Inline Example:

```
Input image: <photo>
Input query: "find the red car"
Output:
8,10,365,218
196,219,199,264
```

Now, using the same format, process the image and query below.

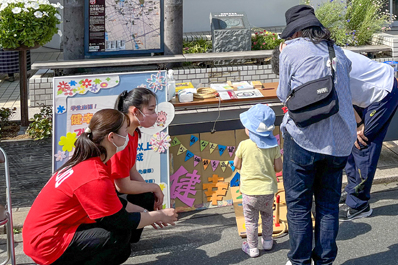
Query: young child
234,104,283,258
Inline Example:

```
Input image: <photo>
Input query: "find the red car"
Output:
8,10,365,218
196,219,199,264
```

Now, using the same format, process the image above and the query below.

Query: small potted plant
0,0,63,50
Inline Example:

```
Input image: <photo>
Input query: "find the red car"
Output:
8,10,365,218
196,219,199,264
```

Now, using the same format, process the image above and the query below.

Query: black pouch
285,41,339,128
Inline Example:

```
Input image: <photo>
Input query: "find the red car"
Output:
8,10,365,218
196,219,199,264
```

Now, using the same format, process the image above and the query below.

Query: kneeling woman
23,109,178,265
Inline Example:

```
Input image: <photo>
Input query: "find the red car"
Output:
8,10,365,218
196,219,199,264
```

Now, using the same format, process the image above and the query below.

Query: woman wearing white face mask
23,109,178,265
110,88,165,242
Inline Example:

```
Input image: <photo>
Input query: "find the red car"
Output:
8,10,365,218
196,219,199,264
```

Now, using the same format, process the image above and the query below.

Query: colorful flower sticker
146,71,166,92
54,150,66,162
100,82,108,88
57,105,66,114
81,79,92,88
57,81,70,91
159,183,166,191
69,80,77,86
59,132,77,152
150,131,171,153
89,84,99,93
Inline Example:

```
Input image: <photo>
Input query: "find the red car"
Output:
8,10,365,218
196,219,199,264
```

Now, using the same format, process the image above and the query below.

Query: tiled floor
0,47,62,120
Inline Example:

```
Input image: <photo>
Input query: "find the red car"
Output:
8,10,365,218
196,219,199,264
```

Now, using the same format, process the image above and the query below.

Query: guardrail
31,45,392,72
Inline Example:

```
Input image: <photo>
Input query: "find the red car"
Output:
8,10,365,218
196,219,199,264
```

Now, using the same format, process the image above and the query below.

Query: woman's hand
152,184,164,210
355,123,368,149
159,208,178,226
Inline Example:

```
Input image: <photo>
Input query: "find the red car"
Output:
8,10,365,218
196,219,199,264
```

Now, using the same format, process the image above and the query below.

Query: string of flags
170,135,237,172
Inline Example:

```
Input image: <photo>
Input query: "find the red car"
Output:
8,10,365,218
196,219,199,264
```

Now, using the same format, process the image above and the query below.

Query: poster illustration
53,71,171,208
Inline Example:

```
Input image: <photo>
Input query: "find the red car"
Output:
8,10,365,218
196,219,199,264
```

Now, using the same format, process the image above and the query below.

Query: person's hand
151,221,165,229
152,184,164,211
159,208,178,226
355,123,368,149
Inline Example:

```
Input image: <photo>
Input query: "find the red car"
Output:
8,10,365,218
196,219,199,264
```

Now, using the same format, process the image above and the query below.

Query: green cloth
235,139,281,195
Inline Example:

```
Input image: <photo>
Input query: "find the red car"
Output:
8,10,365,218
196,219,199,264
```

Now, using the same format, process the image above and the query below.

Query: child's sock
242,241,259,258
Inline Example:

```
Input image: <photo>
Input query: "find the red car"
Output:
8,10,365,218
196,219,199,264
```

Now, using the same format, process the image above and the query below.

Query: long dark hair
300,26,335,44
56,109,129,173
114,87,157,138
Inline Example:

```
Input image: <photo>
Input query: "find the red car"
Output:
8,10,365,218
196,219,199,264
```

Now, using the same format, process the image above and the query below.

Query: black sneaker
339,203,372,221
339,191,347,204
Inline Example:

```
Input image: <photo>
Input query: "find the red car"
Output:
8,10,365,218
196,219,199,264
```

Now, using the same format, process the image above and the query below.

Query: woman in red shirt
111,88,165,242
23,109,177,265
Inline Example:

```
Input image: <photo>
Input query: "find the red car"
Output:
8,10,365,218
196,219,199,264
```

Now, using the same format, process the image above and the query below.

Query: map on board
88,0,161,53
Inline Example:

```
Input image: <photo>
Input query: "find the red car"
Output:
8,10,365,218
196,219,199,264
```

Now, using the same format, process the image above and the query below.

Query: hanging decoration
190,135,199,146
227,146,236,157
200,140,209,151
177,144,188,155
185,150,194,162
209,143,218,154
218,145,226,156
194,155,201,167
170,137,181,147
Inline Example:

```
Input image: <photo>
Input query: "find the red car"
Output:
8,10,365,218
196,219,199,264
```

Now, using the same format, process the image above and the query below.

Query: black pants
52,193,154,265
126,192,155,243
51,223,131,265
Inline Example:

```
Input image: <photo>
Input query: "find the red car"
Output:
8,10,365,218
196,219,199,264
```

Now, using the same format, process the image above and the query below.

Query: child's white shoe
242,241,259,258
261,238,274,250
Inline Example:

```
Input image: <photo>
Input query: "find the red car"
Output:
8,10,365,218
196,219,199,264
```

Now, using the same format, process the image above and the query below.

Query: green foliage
251,29,284,50
310,0,395,46
183,38,212,54
0,107,17,137
27,104,52,140
0,1,62,49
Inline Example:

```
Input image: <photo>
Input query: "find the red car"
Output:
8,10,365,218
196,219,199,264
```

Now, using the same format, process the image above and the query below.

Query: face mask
112,133,129,153
136,108,158,128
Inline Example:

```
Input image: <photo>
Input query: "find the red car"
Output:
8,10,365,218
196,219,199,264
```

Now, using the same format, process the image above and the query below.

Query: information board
53,71,172,208
85,0,164,57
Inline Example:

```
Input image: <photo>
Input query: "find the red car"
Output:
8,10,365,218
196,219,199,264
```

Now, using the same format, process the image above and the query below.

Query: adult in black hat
277,5,356,265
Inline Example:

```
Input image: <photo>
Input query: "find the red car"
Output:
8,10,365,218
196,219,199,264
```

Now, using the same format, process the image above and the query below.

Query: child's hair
114,87,157,138
56,109,129,173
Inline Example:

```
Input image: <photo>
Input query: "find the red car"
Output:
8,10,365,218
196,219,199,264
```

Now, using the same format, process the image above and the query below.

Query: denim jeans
283,132,348,265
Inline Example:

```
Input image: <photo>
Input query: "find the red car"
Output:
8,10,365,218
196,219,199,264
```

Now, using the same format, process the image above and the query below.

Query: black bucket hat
280,5,324,40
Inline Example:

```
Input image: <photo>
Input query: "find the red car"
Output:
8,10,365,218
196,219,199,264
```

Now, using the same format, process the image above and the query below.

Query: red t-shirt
23,157,123,265
109,132,139,180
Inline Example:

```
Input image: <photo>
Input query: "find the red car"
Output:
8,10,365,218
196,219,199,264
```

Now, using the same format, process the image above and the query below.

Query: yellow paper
177,144,188,155
209,143,218,154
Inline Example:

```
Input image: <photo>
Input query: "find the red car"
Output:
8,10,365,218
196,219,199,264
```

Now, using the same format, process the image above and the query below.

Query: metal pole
18,50,29,127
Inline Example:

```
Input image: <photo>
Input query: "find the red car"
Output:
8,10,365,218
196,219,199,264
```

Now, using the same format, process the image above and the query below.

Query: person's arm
276,51,292,103
274,157,283,173
96,207,178,231
129,163,146,182
114,176,164,210
234,156,242,170
353,108,368,149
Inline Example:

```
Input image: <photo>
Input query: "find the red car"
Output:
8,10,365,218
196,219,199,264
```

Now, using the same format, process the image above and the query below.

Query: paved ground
0,181,398,265
2,37,398,265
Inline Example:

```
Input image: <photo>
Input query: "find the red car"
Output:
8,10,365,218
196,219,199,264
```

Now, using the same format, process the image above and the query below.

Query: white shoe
242,241,259,258
261,238,274,250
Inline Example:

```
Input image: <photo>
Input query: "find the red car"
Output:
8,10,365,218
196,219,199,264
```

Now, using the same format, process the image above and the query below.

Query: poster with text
53,71,171,208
